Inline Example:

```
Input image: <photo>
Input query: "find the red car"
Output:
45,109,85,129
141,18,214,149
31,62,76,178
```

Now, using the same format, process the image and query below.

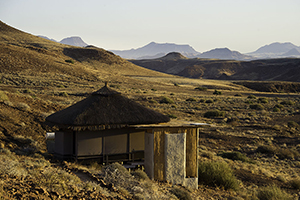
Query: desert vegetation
1,20,300,199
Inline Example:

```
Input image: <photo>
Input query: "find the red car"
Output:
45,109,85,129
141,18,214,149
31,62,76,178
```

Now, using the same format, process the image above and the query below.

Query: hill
131,52,300,82
282,48,300,57
247,42,300,59
198,47,253,60
60,36,88,47
110,42,199,59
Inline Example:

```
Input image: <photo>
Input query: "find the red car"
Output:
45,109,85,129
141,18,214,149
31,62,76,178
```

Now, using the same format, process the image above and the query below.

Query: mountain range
38,34,300,60
38,35,88,47
111,42,300,60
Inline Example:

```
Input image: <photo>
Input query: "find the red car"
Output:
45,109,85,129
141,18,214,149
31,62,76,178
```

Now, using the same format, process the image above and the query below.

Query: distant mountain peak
253,42,298,54
282,48,300,56
60,36,88,47
161,52,187,60
198,47,252,60
111,41,199,59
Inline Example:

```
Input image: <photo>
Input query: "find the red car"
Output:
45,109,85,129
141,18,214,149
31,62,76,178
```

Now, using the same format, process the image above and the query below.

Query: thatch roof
46,84,170,130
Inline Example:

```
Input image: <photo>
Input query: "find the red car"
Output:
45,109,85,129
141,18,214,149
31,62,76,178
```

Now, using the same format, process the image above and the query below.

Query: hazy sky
1,0,299,53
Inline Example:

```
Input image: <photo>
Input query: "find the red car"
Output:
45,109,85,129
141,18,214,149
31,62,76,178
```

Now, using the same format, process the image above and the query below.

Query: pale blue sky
1,0,299,53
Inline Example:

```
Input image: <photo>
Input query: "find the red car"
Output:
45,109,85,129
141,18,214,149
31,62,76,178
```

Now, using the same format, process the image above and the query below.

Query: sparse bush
256,185,292,200
195,86,207,91
0,91,9,102
174,83,179,86
249,104,264,110
186,97,197,102
272,107,280,112
257,145,298,159
148,99,157,104
205,99,214,103
159,96,174,104
258,97,268,104
167,113,177,119
213,90,222,95
289,178,300,189
274,104,284,109
204,110,225,118
247,95,256,99
287,121,299,128
131,170,149,181
59,92,68,97
16,102,30,111
170,187,192,200
151,88,157,91
218,151,252,163
234,94,242,97
23,89,33,94
65,59,74,64
256,145,277,155
280,100,294,106
277,148,298,159
198,161,239,191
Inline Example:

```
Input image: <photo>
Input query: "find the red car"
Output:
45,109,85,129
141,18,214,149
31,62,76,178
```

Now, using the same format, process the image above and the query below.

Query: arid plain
1,20,300,199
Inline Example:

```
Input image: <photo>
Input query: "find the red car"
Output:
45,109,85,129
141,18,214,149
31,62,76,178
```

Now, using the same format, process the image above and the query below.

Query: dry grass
1,20,300,199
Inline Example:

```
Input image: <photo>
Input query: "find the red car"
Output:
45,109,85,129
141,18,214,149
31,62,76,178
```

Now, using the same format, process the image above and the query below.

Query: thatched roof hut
46,83,170,130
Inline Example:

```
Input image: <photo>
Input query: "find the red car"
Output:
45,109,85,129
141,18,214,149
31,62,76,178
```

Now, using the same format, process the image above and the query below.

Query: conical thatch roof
46,84,170,130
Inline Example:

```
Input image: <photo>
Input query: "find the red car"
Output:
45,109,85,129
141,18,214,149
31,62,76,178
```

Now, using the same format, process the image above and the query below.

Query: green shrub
213,90,222,95
199,99,205,103
198,161,239,191
59,92,68,97
258,97,268,104
174,83,179,86
218,151,252,163
170,187,192,200
167,114,177,119
151,88,157,91
65,59,74,64
186,97,197,102
247,95,256,99
159,96,174,104
275,104,284,109
204,110,225,118
148,99,157,104
256,185,292,200
245,100,253,104
249,104,264,110
272,107,280,112
195,86,207,91
280,100,294,106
